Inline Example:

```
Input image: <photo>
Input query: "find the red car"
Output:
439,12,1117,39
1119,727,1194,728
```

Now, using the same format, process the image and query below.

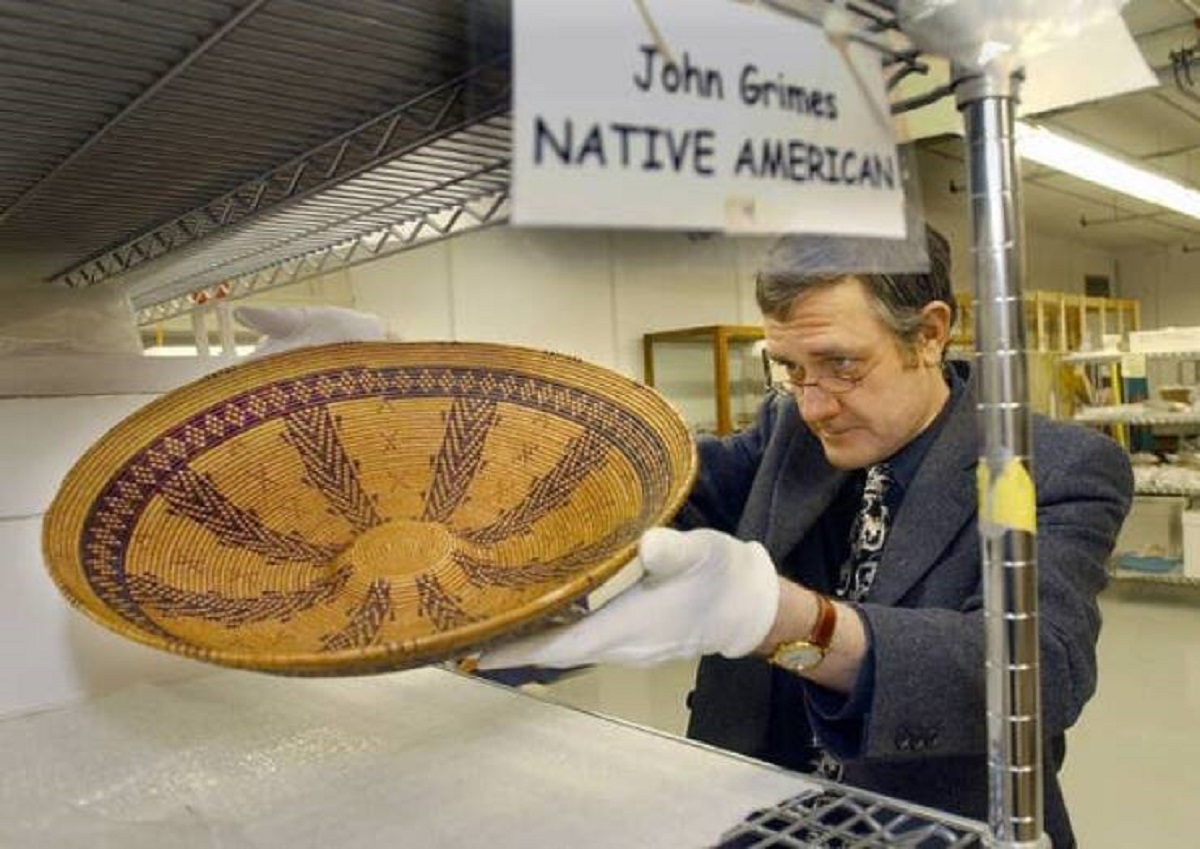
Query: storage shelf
0,0,929,321
1135,485,1200,497
1062,349,1200,364
952,291,1139,355
1075,411,1200,426
1060,351,1123,365
1110,569,1200,588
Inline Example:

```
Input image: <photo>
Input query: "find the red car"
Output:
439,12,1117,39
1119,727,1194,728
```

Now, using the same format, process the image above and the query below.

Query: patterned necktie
837,463,895,603
812,463,896,782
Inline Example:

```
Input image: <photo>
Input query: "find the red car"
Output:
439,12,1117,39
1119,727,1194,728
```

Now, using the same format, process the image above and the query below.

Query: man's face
763,277,950,470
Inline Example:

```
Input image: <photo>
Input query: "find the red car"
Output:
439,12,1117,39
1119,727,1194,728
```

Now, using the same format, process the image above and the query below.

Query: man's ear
918,300,953,364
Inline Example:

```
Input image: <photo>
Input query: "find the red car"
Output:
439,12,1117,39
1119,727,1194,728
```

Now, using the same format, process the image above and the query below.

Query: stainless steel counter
0,667,822,848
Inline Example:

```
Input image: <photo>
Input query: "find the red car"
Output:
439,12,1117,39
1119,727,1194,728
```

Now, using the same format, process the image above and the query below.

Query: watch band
807,592,837,650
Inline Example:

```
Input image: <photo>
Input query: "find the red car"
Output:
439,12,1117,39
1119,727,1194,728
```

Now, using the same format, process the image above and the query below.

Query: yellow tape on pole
977,458,1037,535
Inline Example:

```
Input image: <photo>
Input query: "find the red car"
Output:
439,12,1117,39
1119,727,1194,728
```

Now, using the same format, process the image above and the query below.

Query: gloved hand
234,305,388,357
477,527,781,670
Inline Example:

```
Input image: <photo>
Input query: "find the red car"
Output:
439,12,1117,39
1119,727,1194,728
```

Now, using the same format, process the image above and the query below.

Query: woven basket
43,342,697,675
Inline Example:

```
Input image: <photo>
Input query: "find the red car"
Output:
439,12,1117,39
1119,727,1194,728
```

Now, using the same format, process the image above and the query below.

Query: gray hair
755,225,956,351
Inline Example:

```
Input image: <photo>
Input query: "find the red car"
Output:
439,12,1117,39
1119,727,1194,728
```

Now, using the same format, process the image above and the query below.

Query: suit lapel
868,379,978,606
761,422,852,560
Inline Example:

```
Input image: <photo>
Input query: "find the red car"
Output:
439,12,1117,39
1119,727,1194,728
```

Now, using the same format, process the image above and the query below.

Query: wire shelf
1135,485,1200,496
714,786,989,848
1063,349,1200,364
1075,411,1200,426
1110,568,1200,587
0,0,936,317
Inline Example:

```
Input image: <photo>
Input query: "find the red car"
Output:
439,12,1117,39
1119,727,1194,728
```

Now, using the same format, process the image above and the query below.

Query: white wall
347,227,779,430
343,212,1116,375
349,228,773,378
1117,247,1200,331
1112,247,1200,389
918,149,1119,298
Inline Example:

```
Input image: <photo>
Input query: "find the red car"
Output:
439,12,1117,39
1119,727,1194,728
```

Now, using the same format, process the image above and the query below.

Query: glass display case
643,325,769,436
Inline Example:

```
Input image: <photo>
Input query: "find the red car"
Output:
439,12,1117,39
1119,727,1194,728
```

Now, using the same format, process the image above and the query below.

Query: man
481,226,1132,848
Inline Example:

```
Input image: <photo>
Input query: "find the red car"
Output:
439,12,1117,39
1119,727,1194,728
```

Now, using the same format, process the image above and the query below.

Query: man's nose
798,386,839,423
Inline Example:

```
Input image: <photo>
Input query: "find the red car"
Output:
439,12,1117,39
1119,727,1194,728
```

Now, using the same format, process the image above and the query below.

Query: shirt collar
879,360,965,496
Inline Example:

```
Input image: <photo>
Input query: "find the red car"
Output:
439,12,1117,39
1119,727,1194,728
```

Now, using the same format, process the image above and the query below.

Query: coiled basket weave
43,342,697,675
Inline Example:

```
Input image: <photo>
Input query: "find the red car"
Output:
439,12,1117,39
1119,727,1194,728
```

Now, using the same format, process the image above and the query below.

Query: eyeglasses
761,352,868,398
771,374,863,397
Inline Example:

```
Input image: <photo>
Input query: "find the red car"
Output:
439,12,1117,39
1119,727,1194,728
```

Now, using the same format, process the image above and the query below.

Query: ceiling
2,0,1200,320
921,0,1200,251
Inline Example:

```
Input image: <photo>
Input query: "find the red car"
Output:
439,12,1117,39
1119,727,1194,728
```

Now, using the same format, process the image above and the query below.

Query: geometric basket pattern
43,342,697,675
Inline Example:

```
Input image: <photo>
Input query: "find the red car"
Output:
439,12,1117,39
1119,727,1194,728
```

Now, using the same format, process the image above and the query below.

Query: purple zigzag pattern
456,521,640,590
80,365,672,632
126,565,353,628
414,573,476,631
460,430,611,545
455,551,580,589
284,406,382,533
320,578,394,651
422,396,499,523
160,468,340,564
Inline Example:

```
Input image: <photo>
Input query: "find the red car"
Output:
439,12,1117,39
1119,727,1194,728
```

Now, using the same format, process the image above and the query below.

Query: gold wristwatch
768,592,837,674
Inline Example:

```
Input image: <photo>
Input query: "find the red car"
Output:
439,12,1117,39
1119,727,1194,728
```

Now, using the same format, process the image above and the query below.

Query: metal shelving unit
1063,348,1200,365
0,0,929,329
715,786,988,848
0,0,512,323
1134,485,1200,496
1074,347,1200,587
1110,569,1200,588
1,0,935,327
1076,409,1200,426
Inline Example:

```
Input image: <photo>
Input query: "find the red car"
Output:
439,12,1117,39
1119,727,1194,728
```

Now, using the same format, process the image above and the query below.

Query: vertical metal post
955,68,1048,848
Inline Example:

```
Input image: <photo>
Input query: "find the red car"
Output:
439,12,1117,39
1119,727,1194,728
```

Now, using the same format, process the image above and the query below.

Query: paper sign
512,0,905,236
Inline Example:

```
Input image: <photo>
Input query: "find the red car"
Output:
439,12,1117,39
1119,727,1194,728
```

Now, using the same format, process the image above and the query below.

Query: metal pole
955,67,1048,848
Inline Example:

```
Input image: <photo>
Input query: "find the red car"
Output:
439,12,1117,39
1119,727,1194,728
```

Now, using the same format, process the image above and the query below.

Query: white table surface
0,666,819,848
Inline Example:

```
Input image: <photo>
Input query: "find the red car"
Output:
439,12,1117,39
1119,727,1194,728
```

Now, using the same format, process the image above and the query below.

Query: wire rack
0,0,935,322
714,786,989,848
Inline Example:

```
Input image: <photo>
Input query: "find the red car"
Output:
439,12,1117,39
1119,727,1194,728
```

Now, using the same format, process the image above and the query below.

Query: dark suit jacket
680,362,1132,849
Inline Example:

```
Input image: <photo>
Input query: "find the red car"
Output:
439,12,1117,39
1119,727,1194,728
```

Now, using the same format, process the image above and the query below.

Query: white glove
477,527,781,669
234,305,387,357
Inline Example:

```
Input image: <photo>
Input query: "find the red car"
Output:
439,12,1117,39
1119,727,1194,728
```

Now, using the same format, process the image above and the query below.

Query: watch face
774,643,825,671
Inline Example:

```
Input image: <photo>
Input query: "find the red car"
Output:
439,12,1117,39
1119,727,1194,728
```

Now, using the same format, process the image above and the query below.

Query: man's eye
830,358,858,376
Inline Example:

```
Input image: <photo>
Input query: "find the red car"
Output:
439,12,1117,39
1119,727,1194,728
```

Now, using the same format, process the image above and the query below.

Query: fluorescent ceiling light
143,344,255,358
1015,122,1200,219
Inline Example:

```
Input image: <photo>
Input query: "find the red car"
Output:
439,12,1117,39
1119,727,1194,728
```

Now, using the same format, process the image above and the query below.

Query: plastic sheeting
0,284,142,356
0,668,817,848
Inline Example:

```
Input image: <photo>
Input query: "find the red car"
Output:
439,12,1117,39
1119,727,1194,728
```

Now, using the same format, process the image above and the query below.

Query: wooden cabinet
642,325,766,436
